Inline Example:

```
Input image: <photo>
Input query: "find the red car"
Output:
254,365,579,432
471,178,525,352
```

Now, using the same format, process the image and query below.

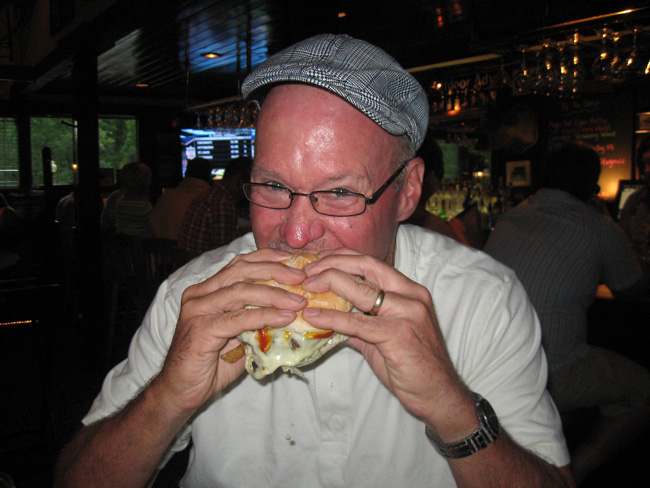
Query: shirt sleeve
449,272,570,467
601,217,642,292
82,279,193,463
209,193,239,249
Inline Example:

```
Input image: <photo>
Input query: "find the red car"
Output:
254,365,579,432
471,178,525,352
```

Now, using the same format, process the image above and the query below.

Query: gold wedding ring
368,289,385,316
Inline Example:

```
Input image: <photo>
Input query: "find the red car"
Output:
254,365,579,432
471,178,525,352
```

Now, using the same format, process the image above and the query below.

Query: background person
150,157,213,241
55,34,572,487
484,142,650,484
101,162,153,237
619,136,650,262
405,136,468,243
114,162,153,238
0,192,24,247
177,157,249,258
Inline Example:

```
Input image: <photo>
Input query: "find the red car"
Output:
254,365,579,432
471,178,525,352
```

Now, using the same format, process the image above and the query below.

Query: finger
302,296,428,345
302,267,383,314
305,252,394,288
185,251,306,300
210,306,298,339
183,281,306,319
305,253,432,306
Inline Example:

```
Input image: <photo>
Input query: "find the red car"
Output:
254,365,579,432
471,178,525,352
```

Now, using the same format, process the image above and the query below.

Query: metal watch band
425,393,500,459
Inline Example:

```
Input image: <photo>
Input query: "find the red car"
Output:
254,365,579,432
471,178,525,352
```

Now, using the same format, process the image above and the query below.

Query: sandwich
221,253,352,379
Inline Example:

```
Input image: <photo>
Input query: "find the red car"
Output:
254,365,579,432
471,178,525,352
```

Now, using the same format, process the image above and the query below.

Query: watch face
479,397,500,436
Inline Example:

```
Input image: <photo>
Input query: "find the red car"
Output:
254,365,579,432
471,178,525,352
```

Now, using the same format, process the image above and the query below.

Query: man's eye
265,182,288,191
329,188,355,196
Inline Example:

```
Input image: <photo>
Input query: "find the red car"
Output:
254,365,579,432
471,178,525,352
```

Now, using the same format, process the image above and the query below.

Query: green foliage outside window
99,118,137,175
31,117,75,186
29,117,137,187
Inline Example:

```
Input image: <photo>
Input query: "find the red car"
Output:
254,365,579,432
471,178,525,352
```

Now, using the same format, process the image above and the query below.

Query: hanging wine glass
569,31,585,97
592,27,613,82
541,39,557,96
608,32,625,83
555,42,572,98
622,26,643,78
531,45,546,95
213,106,223,127
499,57,511,91
514,48,533,95
430,81,445,113
246,102,259,128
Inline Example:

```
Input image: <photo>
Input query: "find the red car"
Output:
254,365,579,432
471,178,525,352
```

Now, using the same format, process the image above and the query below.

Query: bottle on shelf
438,199,448,222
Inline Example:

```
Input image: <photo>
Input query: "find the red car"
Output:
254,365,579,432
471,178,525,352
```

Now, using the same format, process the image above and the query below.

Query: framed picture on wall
506,160,531,187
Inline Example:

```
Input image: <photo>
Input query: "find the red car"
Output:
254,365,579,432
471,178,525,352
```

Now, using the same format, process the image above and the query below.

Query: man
484,143,649,484
150,157,213,241
406,137,468,244
177,157,249,258
619,136,650,260
55,34,572,487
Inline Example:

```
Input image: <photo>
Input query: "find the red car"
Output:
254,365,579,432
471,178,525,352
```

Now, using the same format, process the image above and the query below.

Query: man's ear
396,157,424,222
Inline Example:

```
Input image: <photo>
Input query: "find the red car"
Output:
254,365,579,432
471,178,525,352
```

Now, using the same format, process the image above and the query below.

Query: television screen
180,127,255,179
615,180,645,220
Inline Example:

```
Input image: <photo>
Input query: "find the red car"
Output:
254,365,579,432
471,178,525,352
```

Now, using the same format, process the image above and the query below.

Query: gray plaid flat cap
241,34,429,150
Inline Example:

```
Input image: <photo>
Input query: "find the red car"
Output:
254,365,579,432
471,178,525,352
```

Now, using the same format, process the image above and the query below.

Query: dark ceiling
3,0,650,108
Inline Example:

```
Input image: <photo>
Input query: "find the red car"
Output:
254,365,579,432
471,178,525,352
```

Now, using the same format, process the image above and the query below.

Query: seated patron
177,158,249,257
484,143,650,484
406,137,470,245
619,136,650,263
101,162,154,238
0,192,24,246
151,158,213,241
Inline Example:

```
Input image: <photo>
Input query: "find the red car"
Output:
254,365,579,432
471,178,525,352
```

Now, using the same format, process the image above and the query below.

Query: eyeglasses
242,159,410,217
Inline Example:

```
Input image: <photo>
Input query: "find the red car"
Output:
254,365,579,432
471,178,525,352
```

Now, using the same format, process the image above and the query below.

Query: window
31,116,75,186
99,117,137,180
29,116,137,187
0,118,19,188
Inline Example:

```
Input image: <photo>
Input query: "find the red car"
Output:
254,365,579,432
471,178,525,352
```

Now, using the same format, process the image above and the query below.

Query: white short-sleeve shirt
84,224,569,487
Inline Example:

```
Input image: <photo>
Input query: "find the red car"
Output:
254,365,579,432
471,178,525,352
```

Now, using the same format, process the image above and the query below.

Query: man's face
249,84,421,263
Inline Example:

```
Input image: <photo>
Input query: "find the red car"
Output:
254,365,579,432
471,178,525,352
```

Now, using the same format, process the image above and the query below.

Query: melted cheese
239,328,343,379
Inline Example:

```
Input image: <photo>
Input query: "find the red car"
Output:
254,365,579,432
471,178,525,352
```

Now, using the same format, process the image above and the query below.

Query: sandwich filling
239,326,345,379
237,253,352,379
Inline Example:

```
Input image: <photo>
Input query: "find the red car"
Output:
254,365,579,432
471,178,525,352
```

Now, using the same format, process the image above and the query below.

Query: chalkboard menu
548,91,634,200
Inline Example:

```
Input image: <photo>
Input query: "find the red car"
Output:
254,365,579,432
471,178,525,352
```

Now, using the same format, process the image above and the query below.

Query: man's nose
281,194,326,249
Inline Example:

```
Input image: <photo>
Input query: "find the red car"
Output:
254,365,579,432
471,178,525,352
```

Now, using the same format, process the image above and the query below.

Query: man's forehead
251,160,368,181
256,84,401,148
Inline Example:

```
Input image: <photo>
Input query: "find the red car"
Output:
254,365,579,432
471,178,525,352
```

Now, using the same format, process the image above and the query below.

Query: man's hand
156,248,309,414
300,249,471,435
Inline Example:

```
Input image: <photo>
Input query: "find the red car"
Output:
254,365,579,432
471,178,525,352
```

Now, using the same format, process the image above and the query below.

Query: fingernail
278,309,295,316
302,308,321,317
288,292,305,302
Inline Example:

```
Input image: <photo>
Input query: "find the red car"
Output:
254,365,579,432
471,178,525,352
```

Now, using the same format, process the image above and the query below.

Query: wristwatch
425,392,500,459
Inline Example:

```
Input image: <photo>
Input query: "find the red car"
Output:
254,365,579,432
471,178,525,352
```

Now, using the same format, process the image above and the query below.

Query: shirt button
328,414,345,431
